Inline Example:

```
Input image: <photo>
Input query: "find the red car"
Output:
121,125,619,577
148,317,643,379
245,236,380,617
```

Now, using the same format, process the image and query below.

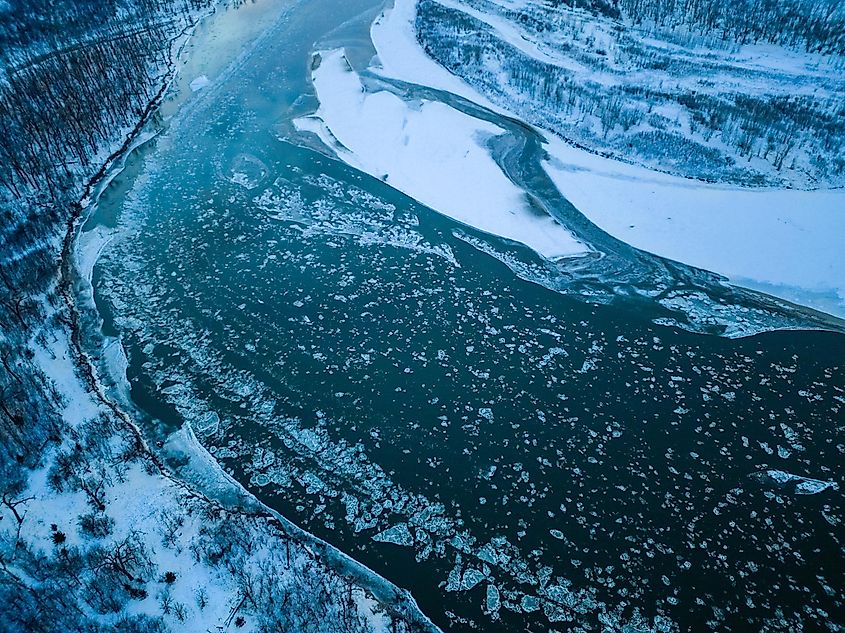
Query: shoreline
52,1,441,630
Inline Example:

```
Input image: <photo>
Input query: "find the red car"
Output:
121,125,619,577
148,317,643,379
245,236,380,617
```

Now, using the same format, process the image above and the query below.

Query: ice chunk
520,594,540,612
477,543,499,565
461,568,486,591
795,479,838,495
373,523,414,547
189,74,211,91
752,470,838,495
196,411,220,435
446,554,463,592
485,584,501,614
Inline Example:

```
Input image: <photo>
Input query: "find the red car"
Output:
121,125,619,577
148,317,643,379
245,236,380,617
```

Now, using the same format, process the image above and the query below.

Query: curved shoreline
56,3,441,630
56,1,845,632
300,39,845,338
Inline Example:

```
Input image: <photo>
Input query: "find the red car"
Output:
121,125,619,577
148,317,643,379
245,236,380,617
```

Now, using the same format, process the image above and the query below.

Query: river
79,0,845,630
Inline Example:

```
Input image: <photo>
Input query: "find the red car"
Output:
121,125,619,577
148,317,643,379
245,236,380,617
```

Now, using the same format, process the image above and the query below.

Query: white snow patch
370,0,500,109
77,224,114,283
295,49,585,259
189,74,211,91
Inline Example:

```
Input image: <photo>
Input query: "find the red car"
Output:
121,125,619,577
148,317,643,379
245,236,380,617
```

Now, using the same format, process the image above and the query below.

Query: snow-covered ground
370,0,500,108
295,49,586,259
359,0,845,319
0,325,414,631
413,0,845,188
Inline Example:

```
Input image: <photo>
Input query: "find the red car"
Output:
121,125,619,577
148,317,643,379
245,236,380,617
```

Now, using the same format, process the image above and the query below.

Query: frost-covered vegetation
0,0,207,557
416,0,845,187
592,0,845,53
0,0,214,401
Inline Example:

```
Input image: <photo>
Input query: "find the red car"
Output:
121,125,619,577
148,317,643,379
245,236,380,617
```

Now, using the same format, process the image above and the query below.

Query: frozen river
82,0,845,630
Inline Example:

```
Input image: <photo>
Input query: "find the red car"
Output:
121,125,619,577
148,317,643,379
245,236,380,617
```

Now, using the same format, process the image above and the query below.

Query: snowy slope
413,0,845,188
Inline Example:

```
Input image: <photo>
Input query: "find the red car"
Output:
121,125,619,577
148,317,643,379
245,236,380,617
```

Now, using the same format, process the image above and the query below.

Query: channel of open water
80,0,845,630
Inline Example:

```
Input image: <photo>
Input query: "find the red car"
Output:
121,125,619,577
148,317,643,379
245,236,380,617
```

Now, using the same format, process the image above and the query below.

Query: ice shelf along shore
542,136,845,319
363,0,845,320
0,312,427,632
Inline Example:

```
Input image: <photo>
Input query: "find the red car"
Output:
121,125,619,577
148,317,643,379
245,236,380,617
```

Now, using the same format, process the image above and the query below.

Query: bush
79,511,115,538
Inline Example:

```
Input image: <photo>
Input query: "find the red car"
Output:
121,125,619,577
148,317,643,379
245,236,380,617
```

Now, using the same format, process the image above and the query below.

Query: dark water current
81,0,845,630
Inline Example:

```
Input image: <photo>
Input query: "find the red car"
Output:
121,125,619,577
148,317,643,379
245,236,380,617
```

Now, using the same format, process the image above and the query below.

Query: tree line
0,0,211,202
0,0,210,619
0,0,214,488
417,0,845,186
613,0,845,54
541,0,845,54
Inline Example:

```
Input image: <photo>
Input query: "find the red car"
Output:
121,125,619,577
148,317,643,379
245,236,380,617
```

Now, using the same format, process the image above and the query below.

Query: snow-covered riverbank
541,135,845,318
303,0,845,320
295,49,586,259
0,330,404,632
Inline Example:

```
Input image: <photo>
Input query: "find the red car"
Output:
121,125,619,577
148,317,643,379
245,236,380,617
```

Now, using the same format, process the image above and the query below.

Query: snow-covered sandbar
294,49,586,260
367,0,845,319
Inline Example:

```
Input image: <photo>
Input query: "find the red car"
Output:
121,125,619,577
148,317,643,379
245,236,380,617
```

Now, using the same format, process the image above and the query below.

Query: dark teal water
86,0,845,631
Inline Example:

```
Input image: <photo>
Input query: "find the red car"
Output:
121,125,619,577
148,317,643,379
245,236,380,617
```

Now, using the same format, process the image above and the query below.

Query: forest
543,0,845,54
0,0,210,530
417,0,845,186
0,0,202,628
0,0,212,269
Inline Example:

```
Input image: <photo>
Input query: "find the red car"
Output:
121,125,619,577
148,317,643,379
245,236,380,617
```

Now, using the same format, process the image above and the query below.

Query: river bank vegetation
416,0,845,187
